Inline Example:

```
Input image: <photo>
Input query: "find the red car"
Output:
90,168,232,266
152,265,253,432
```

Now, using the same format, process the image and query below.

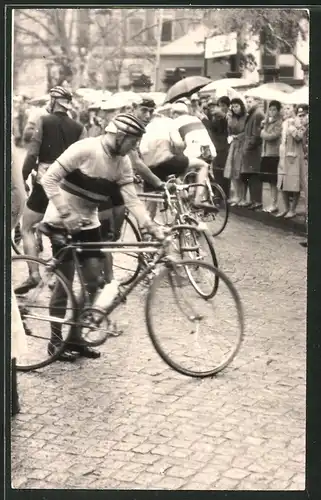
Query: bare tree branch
265,21,306,68
16,9,56,40
14,25,57,56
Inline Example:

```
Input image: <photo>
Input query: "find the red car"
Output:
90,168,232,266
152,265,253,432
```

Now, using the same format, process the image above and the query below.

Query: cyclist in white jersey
39,113,164,362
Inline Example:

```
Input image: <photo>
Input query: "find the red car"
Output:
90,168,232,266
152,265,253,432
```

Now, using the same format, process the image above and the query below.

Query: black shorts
98,187,124,212
144,155,189,192
50,227,103,262
26,182,49,214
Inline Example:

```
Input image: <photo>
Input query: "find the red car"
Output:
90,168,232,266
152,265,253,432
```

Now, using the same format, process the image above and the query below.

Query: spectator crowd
12,87,309,247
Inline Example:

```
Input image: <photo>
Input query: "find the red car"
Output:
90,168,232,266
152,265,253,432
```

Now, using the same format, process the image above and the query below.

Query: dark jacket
242,105,265,174
203,110,229,170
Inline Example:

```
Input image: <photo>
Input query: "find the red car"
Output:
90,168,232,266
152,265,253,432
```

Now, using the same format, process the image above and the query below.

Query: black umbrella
164,76,212,104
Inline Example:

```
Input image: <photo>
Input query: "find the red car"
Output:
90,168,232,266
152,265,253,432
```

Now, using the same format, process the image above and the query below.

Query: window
279,66,295,78
161,20,173,42
128,17,144,44
278,21,295,55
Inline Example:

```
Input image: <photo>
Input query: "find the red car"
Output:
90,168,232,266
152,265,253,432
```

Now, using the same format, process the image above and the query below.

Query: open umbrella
200,78,255,94
164,76,212,103
257,82,295,94
281,86,309,105
244,85,289,102
28,94,50,107
201,85,243,102
111,91,139,104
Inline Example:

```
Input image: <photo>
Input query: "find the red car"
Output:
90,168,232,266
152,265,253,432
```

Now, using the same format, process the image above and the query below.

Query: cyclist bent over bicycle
39,113,165,362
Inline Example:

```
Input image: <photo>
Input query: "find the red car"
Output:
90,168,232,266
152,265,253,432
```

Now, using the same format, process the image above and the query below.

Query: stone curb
229,205,306,236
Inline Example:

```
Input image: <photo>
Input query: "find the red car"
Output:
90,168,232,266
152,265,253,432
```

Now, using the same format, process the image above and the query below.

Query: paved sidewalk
229,184,306,236
11,216,306,490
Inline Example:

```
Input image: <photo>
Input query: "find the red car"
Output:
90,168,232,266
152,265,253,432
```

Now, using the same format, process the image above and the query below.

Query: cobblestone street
11,213,307,490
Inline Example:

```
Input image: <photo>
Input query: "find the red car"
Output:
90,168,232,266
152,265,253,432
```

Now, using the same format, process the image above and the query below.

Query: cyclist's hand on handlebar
149,225,171,242
166,183,176,194
61,213,91,234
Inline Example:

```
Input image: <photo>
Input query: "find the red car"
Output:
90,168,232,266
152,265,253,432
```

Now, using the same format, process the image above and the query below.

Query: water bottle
93,279,119,314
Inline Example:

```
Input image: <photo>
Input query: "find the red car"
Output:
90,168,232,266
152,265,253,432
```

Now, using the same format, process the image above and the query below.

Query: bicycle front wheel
146,260,244,378
12,255,77,371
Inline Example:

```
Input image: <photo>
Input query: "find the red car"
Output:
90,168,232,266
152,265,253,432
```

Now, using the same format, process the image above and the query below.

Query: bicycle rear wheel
12,255,77,371
146,260,244,378
183,171,229,237
113,213,142,286
208,181,229,237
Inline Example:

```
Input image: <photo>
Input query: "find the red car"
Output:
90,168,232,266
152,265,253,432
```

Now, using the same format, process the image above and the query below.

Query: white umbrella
200,78,255,94
28,94,50,106
244,85,289,102
257,82,295,94
79,90,111,103
204,86,244,101
100,94,129,111
281,86,309,105
111,91,139,104
75,88,96,97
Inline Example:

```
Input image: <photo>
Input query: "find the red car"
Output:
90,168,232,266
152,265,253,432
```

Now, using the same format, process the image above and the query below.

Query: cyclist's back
172,105,216,160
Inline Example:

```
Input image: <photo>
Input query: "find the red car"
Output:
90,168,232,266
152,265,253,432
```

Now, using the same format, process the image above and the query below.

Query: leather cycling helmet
49,86,73,101
105,113,146,137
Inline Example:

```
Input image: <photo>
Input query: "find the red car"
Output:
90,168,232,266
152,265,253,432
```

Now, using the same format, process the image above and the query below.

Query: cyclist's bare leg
67,257,104,342
21,207,44,281
112,205,126,241
99,208,115,283
186,158,210,206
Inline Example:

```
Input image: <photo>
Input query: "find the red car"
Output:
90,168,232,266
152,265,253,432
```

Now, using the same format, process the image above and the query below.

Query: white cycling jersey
172,114,216,160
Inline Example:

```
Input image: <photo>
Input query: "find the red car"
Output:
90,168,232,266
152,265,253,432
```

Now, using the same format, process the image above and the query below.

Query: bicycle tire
145,259,244,378
209,181,229,237
183,171,229,237
114,213,142,286
177,224,219,299
11,238,21,255
12,255,77,372
154,202,176,227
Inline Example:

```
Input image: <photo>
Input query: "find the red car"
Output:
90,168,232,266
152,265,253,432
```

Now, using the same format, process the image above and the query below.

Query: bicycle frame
42,225,200,321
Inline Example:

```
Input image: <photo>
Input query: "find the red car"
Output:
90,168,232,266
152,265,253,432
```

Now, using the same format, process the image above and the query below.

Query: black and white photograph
10,6,309,491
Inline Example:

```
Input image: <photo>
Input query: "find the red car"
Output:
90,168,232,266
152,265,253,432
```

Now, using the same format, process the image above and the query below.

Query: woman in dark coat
223,98,247,205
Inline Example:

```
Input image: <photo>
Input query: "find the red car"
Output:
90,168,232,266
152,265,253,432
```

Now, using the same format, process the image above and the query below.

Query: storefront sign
205,32,237,59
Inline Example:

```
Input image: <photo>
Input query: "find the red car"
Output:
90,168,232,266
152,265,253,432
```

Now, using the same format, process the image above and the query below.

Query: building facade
13,8,204,96
13,9,309,97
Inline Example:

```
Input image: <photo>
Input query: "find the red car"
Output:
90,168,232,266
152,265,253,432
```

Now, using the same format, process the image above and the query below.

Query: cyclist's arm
120,183,153,229
128,149,163,189
22,117,43,181
118,157,154,229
